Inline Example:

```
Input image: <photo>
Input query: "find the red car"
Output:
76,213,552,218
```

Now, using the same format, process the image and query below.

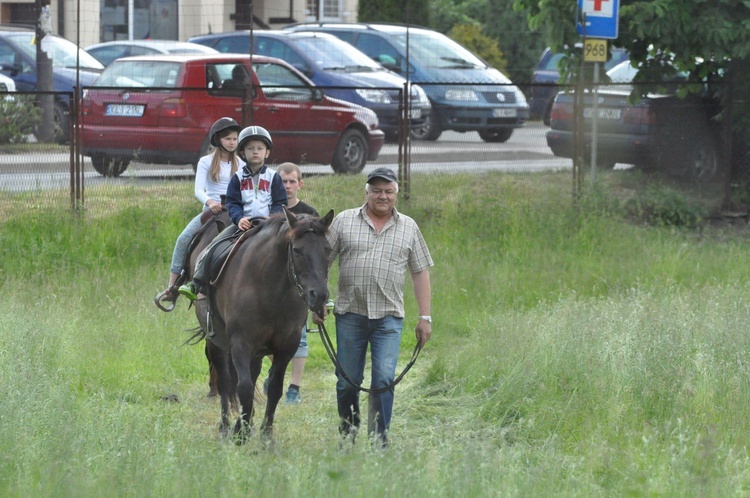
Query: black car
545,60,720,181
529,46,628,124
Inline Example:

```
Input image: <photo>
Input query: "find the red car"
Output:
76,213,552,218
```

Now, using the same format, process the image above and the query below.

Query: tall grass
2,171,749,496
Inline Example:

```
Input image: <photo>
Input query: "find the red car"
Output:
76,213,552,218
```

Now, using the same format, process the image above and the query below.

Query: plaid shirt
327,204,433,319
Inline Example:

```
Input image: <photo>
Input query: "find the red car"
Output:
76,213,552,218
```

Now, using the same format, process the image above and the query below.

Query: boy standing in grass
262,162,319,404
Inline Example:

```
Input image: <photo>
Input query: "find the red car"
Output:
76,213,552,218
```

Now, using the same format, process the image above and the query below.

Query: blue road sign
577,0,619,39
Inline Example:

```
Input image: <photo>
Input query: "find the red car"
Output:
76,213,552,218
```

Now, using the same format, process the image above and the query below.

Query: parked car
545,60,721,180
187,30,430,142
0,25,104,142
0,71,15,92
85,40,218,67
284,22,529,142
81,53,384,176
529,46,628,124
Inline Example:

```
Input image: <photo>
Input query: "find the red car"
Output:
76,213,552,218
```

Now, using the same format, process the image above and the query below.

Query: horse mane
251,212,328,246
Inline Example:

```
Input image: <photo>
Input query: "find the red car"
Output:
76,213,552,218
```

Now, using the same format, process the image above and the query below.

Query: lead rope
317,321,423,394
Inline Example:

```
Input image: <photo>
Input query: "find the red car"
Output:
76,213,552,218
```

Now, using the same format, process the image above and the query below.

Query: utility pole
35,0,55,142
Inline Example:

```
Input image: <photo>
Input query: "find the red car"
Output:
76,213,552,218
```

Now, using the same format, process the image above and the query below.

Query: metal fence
0,80,742,214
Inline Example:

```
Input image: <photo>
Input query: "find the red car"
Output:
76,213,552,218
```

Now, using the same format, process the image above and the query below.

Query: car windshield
390,31,486,70
9,33,103,70
94,61,182,87
294,36,383,72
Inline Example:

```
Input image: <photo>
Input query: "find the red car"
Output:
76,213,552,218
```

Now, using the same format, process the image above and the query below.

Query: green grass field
2,171,749,496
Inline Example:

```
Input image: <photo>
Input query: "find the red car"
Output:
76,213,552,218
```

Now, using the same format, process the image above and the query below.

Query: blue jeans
294,324,308,358
169,210,207,274
335,313,403,438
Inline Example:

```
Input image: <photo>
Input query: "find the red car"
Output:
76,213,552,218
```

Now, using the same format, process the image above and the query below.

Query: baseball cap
367,167,398,184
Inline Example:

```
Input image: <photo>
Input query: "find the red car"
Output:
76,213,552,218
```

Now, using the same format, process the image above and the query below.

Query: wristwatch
418,315,432,323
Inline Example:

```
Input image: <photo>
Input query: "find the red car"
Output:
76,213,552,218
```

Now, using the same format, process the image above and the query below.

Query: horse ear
321,209,334,228
283,205,299,228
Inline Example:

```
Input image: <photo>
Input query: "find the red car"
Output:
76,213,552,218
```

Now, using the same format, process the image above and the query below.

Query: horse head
283,207,334,316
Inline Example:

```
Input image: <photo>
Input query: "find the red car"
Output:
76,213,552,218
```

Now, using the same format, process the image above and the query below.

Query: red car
81,54,384,176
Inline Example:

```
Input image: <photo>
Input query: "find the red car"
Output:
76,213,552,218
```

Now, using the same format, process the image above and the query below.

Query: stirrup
154,287,179,312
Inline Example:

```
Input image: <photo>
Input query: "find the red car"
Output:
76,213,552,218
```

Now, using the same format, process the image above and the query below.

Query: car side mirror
0,62,20,77
312,87,324,102
375,55,401,74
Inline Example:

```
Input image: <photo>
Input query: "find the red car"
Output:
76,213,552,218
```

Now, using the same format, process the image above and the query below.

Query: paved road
0,123,574,192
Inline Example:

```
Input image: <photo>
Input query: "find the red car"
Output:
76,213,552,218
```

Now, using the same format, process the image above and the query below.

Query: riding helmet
237,125,273,152
209,117,242,147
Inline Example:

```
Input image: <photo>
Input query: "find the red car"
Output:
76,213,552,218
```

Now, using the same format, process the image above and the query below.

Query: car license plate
410,109,422,119
106,104,145,117
492,108,517,118
584,108,621,120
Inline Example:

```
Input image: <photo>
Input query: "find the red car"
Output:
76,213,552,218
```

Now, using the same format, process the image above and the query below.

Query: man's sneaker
285,388,301,404
178,282,198,301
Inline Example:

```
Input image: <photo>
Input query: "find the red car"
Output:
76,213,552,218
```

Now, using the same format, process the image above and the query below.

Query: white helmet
237,125,273,153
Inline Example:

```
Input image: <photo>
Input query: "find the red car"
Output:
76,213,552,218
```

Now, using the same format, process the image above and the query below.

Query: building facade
0,0,359,47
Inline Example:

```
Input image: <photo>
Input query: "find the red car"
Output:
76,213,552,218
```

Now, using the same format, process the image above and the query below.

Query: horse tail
183,325,206,346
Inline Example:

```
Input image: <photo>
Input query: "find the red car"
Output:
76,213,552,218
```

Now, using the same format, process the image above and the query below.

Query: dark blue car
188,30,431,142
0,26,103,142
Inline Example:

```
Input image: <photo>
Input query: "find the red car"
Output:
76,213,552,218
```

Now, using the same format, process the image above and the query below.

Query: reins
316,321,423,394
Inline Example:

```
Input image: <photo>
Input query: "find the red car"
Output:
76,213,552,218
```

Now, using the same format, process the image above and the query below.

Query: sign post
577,0,619,181
577,0,620,40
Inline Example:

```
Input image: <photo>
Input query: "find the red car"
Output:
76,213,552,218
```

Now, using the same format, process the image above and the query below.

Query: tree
430,0,548,84
514,0,750,175
358,0,431,25
448,23,507,72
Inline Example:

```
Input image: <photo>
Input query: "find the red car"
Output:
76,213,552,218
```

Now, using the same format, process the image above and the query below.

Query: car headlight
445,88,479,101
514,87,528,105
356,89,392,104
410,84,429,105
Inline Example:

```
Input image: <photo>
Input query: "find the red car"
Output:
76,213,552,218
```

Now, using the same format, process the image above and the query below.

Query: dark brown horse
195,207,333,442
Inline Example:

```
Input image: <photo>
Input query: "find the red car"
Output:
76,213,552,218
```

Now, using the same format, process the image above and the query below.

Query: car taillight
549,102,573,122
159,97,186,118
622,107,655,125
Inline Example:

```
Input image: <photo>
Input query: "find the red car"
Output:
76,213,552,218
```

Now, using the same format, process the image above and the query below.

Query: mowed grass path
2,171,750,496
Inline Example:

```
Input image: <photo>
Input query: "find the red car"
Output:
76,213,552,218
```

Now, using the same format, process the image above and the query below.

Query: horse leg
231,340,256,444
261,354,293,441
205,342,219,398
206,340,233,435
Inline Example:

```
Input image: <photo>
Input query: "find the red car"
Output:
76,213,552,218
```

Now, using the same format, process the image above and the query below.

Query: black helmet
209,117,241,147
237,125,273,153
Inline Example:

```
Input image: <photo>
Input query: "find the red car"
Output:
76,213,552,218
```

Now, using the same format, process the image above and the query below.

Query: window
255,62,313,101
305,0,341,21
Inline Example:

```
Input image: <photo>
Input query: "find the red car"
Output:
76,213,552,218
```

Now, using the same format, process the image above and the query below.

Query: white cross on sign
582,0,614,17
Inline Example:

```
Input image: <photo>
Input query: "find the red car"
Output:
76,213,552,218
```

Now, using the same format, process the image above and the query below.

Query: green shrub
448,23,508,72
625,183,707,227
0,95,41,144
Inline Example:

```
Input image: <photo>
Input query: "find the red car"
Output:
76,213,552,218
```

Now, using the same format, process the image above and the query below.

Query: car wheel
478,129,513,143
53,103,70,144
331,129,368,174
91,154,130,177
410,109,442,141
686,138,718,181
